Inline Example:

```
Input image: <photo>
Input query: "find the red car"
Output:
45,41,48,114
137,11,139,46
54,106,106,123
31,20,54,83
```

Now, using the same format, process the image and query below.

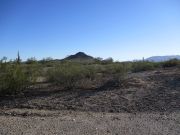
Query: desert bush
102,57,114,64
47,63,96,89
94,57,103,64
0,57,9,72
132,61,156,72
84,66,96,80
101,63,129,75
0,57,39,95
0,64,30,95
110,63,130,83
26,57,37,64
0,62,7,73
39,57,55,67
88,64,106,74
47,62,129,89
162,59,180,68
25,62,40,84
90,63,129,85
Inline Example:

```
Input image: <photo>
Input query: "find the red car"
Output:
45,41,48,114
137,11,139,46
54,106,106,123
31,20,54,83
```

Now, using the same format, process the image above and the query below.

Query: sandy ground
0,109,180,135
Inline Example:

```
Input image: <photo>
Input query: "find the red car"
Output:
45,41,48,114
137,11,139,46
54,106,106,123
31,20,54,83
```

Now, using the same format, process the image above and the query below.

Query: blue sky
0,0,180,61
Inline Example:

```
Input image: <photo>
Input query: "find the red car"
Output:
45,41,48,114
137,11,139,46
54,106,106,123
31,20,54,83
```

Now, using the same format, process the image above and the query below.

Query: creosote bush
0,57,39,95
131,61,157,72
0,64,30,95
1,55,179,94
47,63,96,89
162,59,180,68
26,57,37,64
107,63,130,74
47,62,129,89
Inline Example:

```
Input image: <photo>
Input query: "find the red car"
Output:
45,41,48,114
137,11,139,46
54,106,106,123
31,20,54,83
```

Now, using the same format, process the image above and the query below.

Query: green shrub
47,63,96,89
102,57,113,64
0,58,39,95
26,57,37,64
132,61,156,72
39,57,54,67
25,63,40,84
0,64,30,95
83,66,96,80
0,62,7,73
162,59,180,68
100,63,129,75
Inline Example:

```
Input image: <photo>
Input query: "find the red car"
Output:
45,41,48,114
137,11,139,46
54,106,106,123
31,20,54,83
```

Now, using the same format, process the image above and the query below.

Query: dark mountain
146,55,180,62
64,52,94,61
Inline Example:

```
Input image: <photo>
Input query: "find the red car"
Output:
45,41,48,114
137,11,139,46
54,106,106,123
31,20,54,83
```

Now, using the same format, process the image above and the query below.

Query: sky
0,0,180,61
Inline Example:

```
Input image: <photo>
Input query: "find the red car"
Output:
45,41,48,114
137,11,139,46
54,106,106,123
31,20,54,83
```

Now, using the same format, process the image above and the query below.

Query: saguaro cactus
17,51,21,64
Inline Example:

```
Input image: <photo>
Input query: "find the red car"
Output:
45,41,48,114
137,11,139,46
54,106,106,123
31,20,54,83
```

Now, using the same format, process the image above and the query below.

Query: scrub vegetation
0,53,179,95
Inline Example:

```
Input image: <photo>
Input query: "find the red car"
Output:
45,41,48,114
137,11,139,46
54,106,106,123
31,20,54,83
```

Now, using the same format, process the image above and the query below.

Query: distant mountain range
146,55,180,62
63,52,180,62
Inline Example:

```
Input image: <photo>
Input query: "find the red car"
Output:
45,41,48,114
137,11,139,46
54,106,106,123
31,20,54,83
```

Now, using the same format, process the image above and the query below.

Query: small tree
103,57,113,64
94,57,102,63
39,57,53,64
26,57,37,64
2,56,8,63
0,57,8,72
162,59,180,68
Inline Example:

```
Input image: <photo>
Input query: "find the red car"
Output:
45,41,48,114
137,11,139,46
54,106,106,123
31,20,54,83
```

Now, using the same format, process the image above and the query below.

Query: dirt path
0,109,180,135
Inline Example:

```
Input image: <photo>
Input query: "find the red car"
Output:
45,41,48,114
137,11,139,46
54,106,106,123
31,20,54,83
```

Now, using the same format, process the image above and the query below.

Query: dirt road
0,109,180,135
